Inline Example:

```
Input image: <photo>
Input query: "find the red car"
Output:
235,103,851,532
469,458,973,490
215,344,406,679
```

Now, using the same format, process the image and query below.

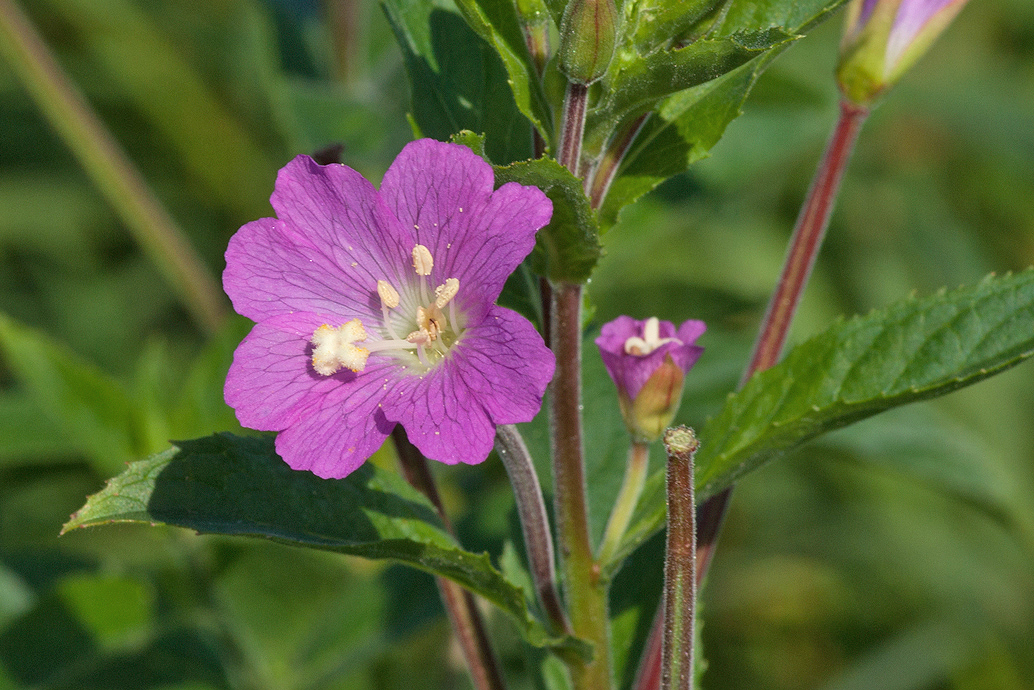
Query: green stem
393,428,508,690
550,282,612,690
597,441,650,566
0,0,226,335
660,427,698,690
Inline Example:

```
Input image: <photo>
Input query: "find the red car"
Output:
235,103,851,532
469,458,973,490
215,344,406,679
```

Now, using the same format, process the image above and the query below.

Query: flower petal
271,155,416,287
384,306,554,464
225,312,400,432
224,217,382,323
380,140,551,322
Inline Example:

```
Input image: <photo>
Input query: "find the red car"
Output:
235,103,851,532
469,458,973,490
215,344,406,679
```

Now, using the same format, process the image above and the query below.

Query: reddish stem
633,100,869,690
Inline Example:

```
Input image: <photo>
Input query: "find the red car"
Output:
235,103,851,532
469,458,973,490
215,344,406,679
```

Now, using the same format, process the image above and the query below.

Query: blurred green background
1,0,1033,688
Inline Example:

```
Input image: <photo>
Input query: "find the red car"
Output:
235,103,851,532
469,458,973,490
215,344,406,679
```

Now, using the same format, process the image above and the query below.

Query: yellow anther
377,280,400,309
310,319,369,374
434,278,460,309
412,244,434,276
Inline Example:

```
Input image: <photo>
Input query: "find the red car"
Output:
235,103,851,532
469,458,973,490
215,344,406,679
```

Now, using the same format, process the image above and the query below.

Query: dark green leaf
62,433,583,654
496,157,602,282
382,0,533,163
611,271,1034,572
451,0,553,139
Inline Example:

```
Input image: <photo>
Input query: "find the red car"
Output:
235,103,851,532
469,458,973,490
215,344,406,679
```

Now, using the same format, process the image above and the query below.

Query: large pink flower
223,140,555,478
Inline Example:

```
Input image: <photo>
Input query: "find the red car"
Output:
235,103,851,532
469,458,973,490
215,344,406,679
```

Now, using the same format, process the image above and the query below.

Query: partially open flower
595,316,706,442
223,140,555,478
837,0,969,105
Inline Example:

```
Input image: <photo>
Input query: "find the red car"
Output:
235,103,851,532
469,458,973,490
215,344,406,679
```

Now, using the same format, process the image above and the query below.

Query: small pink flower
595,316,705,441
223,140,555,478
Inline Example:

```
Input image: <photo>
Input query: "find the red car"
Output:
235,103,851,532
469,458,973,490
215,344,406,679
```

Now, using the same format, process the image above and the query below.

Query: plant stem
632,100,870,690
587,113,649,211
550,282,612,690
660,427,698,690
558,83,589,184
495,424,571,635
742,100,870,380
392,428,507,690
0,0,226,335
597,441,650,566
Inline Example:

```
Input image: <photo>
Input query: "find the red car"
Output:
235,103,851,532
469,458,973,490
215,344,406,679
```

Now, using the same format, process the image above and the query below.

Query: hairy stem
392,428,507,690
0,0,226,335
557,82,589,183
633,100,869,689
495,424,570,635
661,427,698,690
587,114,649,211
550,282,612,690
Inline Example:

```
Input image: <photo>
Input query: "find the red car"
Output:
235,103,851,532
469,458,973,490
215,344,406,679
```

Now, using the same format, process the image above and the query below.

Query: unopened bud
558,0,618,85
837,0,969,105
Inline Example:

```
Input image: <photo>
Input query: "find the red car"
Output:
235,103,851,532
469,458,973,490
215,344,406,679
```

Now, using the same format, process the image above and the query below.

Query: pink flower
595,316,705,441
223,140,555,478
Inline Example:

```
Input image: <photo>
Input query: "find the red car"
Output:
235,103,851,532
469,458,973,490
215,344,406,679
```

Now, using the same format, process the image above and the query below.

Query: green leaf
496,157,602,283
382,0,533,163
451,0,553,139
597,0,848,230
586,30,794,155
62,433,584,654
611,271,1034,572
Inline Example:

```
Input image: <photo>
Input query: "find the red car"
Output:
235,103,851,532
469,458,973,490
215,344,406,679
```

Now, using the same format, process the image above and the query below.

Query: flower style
223,139,556,478
595,316,705,442
837,0,969,105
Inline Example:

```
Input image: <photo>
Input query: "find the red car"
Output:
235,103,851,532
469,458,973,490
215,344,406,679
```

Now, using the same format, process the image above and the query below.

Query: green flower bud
837,0,969,105
558,0,618,85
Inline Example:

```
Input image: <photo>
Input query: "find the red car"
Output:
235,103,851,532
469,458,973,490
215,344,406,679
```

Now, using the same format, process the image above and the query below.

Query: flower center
623,317,680,356
309,244,464,375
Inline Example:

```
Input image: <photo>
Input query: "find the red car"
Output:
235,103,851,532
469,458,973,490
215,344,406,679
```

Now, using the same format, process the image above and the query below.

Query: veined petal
225,312,399,431
380,140,551,322
271,155,416,290
224,217,382,323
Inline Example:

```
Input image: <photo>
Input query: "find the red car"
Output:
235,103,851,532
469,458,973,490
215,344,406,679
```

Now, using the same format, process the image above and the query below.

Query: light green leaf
610,271,1034,572
62,433,585,654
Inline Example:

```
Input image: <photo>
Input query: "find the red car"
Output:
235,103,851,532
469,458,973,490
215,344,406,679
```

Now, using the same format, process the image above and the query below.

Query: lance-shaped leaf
584,29,794,156
62,433,584,654
597,0,849,230
604,271,1034,575
450,0,553,139
382,0,533,164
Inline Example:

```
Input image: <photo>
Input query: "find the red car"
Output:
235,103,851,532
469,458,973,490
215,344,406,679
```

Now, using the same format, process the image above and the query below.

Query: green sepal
62,433,588,656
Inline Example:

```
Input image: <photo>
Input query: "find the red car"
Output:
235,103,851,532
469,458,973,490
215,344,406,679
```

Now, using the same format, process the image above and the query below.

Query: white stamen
412,245,434,276
377,280,400,309
624,317,680,356
311,320,369,374
434,278,459,309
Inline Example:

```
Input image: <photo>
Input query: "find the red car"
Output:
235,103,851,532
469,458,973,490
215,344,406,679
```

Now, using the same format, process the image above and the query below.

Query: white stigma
624,317,680,356
310,319,369,374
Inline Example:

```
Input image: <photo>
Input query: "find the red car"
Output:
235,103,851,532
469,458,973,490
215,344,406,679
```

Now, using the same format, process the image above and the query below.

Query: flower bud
837,0,969,105
596,316,706,442
558,0,618,85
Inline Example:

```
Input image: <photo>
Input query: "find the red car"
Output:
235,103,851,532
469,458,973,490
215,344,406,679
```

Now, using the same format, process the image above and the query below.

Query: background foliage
1,0,1033,688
